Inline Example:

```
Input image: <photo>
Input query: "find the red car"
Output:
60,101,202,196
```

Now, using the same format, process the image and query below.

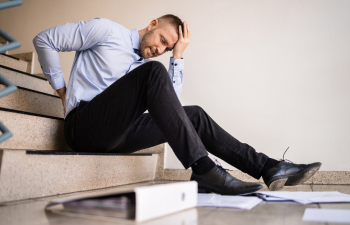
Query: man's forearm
56,87,66,98
56,87,67,115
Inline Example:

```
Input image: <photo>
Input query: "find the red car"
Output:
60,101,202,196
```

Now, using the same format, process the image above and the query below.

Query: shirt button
173,81,175,83
171,63,174,65
175,64,177,66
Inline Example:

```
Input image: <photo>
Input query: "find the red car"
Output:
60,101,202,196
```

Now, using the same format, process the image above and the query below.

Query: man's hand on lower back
56,87,67,115
173,21,191,59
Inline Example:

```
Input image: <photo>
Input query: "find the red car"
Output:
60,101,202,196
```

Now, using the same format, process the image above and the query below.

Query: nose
157,45,167,55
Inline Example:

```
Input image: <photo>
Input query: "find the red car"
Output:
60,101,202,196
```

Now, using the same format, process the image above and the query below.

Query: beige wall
1,0,349,171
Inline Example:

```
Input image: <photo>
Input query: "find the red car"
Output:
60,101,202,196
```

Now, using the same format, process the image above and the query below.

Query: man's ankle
261,158,280,176
191,156,215,175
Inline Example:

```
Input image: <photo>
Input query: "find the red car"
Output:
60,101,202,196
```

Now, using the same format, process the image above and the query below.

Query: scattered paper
256,191,350,204
261,196,291,202
302,208,350,224
197,193,262,210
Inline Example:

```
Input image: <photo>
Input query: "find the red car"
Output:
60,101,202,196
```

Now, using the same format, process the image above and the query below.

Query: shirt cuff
47,74,66,90
169,57,184,72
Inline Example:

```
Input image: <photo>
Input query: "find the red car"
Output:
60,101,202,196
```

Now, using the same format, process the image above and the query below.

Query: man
34,14,321,195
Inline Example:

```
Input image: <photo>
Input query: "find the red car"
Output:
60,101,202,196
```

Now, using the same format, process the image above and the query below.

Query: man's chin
142,54,153,59
140,52,150,59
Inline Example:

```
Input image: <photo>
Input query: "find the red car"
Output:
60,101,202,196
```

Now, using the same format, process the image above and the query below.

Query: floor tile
0,199,37,206
197,201,324,225
311,185,350,225
0,201,51,225
311,184,350,194
6,183,349,225
312,185,350,208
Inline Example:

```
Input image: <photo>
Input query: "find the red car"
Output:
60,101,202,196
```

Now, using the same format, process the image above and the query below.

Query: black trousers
64,61,268,179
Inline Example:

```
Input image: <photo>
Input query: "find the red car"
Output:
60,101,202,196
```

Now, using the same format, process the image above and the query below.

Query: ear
147,19,159,31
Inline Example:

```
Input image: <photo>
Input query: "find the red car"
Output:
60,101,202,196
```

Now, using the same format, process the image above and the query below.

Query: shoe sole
267,162,322,191
197,186,263,195
268,178,288,191
285,162,322,186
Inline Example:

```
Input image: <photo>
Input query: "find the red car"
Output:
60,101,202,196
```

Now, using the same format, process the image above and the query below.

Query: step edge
0,53,20,61
25,150,153,156
0,84,60,99
0,65,47,81
0,107,64,120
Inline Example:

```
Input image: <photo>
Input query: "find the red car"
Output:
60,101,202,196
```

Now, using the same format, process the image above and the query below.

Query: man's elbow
32,36,44,49
32,36,39,48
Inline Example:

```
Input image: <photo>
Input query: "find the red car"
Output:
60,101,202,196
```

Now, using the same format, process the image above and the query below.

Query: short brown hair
157,14,184,36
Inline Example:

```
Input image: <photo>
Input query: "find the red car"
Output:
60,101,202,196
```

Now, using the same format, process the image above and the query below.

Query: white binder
45,181,198,223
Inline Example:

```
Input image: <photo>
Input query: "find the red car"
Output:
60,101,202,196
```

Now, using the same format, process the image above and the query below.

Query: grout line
310,184,328,225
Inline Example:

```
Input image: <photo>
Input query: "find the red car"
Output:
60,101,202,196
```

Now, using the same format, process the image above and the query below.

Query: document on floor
197,193,262,210
302,208,350,224
255,191,350,204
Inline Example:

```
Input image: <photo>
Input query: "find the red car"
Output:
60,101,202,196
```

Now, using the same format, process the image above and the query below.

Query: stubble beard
139,29,155,59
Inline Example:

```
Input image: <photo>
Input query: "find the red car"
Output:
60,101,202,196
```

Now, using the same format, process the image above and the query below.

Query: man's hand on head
56,87,67,115
173,21,191,59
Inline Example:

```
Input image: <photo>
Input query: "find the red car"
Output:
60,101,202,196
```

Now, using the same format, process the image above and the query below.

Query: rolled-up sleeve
33,18,112,90
168,57,184,99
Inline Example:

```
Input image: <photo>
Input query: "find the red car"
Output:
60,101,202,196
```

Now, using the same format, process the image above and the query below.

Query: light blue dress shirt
33,18,184,118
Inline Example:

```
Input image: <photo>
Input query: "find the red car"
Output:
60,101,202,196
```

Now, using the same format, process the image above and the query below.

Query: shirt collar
131,28,140,51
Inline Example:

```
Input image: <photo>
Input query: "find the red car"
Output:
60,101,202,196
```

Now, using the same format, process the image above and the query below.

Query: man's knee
147,61,167,72
146,61,168,79
184,105,205,120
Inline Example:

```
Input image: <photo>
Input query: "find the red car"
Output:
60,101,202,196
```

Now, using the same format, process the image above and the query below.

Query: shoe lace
214,158,232,175
277,147,295,164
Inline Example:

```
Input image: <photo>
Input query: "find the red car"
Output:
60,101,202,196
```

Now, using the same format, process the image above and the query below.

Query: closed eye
160,35,172,52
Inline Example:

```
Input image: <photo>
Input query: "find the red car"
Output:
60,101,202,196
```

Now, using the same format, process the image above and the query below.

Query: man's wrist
56,87,66,97
172,54,182,59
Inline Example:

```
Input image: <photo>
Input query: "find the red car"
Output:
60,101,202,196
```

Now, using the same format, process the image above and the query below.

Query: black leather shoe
190,165,263,195
262,161,322,191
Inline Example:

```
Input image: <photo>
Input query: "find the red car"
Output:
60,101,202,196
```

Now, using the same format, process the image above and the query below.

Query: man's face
140,25,178,59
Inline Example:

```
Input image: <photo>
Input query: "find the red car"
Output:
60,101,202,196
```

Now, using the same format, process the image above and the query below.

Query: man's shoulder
84,18,124,30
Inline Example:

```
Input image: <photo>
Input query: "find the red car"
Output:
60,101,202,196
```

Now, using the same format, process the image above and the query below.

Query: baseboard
163,169,350,185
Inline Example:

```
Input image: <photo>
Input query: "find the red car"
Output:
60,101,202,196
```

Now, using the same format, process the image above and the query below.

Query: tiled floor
0,182,349,225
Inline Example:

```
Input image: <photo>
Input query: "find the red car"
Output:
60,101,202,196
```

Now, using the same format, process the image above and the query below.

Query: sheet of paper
302,208,350,223
197,194,262,210
262,196,291,202
309,194,350,203
257,191,350,204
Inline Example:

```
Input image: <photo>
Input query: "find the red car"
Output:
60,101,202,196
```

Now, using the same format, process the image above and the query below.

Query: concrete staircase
0,53,165,203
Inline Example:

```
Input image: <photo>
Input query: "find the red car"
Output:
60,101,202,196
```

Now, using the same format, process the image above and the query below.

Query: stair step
0,109,69,151
0,149,158,202
8,52,34,74
0,65,54,95
33,73,45,79
0,108,165,154
0,84,63,118
0,53,29,73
